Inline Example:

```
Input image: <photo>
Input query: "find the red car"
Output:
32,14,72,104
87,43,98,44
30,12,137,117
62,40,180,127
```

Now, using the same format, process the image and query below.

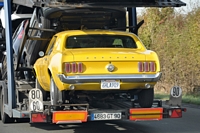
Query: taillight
65,63,71,73
31,113,47,123
150,62,155,72
138,62,143,72
144,62,149,72
169,109,182,118
78,62,83,73
65,62,83,73
72,63,77,73
138,62,156,72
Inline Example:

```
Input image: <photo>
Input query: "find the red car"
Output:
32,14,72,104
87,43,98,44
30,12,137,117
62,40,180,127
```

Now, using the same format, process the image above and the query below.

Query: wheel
50,77,59,106
36,79,48,101
0,89,15,123
37,8,52,39
138,88,154,108
50,77,65,110
28,8,53,66
37,16,51,37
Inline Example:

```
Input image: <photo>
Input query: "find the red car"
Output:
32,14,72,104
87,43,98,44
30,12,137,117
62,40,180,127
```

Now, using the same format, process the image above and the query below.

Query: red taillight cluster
138,62,156,72
65,62,83,73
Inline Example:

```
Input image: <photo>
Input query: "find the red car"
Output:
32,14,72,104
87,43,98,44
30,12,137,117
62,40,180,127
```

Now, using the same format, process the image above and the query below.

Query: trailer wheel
0,89,15,123
138,88,154,108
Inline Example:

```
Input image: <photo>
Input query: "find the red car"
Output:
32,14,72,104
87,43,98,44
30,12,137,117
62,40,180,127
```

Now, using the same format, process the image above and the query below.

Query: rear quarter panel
145,50,160,72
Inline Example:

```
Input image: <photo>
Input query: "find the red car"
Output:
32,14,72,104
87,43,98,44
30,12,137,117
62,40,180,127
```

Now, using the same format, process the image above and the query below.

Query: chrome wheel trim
50,78,54,105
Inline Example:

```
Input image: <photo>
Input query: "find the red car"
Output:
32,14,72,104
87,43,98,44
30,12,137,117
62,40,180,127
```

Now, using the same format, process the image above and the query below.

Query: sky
175,0,200,13
136,0,200,14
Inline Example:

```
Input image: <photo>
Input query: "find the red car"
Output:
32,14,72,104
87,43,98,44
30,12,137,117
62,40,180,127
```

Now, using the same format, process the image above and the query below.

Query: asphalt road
0,105,200,133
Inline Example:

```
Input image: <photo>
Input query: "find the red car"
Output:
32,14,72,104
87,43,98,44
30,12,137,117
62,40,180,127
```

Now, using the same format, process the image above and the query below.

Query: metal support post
127,7,137,34
4,0,16,117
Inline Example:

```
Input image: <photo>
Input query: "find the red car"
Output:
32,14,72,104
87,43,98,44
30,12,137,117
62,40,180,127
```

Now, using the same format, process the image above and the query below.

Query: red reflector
170,109,182,118
138,62,143,72
31,113,47,123
72,63,77,73
144,62,149,72
150,62,155,72
65,63,71,73
78,62,83,73
22,113,25,117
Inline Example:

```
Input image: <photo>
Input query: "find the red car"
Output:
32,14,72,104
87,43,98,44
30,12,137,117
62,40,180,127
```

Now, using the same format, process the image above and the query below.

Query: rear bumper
57,72,162,84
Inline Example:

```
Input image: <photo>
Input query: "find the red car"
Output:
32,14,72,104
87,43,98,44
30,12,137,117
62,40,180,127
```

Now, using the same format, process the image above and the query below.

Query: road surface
0,104,199,133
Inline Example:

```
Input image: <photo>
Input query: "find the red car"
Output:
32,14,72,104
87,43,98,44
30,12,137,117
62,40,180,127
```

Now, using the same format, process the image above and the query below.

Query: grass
154,92,200,105
154,93,169,100
182,94,200,105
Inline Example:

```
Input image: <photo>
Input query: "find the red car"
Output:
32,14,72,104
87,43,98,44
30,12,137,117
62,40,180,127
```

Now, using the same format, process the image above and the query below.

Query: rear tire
0,89,15,123
50,77,59,106
50,77,64,110
138,88,154,108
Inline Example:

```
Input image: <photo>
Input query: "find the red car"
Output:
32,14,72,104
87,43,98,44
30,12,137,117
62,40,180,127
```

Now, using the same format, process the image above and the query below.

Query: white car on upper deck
0,5,33,39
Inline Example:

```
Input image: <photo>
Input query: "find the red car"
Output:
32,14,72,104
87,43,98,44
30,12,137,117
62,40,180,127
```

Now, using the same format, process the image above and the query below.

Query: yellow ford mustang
34,30,161,108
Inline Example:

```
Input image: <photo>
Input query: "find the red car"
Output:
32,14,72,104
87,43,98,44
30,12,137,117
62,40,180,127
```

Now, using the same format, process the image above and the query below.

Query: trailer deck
0,0,187,8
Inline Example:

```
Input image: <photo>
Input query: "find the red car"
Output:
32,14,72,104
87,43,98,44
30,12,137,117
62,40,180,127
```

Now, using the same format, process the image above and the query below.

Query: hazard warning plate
52,111,87,123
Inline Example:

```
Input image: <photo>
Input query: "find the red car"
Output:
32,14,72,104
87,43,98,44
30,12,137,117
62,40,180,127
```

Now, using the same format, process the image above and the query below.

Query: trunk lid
63,48,148,75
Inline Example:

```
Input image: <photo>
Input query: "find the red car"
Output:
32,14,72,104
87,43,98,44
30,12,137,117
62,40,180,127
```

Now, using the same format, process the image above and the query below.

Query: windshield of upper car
66,35,137,49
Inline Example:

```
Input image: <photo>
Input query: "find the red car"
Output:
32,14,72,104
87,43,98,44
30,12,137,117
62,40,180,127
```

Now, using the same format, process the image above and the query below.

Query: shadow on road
27,118,200,133
2,118,200,133
28,120,147,133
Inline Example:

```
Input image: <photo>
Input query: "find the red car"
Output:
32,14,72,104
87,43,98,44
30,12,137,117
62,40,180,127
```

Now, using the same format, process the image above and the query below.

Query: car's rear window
66,35,137,48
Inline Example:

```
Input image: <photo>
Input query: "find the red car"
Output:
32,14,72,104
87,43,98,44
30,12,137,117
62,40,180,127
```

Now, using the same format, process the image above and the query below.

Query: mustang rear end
34,30,161,108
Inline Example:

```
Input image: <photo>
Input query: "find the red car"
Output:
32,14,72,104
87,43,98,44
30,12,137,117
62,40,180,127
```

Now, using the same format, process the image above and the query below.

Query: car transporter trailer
0,0,187,124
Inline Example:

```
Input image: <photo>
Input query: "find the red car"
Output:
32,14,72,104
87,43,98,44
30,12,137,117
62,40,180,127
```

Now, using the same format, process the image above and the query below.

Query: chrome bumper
57,72,162,84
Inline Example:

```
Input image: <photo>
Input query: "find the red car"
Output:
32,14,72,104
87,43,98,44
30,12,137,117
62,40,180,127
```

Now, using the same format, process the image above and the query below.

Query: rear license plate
91,113,122,120
101,80,120,89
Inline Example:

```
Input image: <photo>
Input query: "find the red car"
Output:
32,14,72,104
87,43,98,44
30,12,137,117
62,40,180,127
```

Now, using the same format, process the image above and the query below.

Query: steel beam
10,0,186,8
4,0,16,117
127,8,137,34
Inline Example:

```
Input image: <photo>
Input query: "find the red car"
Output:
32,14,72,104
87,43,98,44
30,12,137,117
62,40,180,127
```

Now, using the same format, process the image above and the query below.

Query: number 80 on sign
29,88,44,112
